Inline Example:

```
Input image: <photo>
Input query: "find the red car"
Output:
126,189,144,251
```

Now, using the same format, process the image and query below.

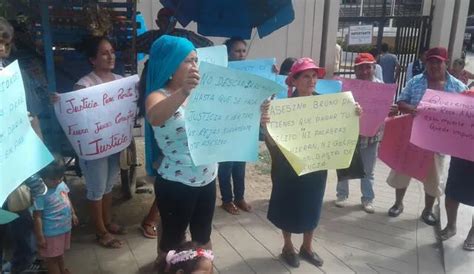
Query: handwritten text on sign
0,61,53,205
342,78,397,137
185,62,282,165
411,89,474,161
54,75,139,160
379,115,434,181
228,58,276,80
267,92,359,175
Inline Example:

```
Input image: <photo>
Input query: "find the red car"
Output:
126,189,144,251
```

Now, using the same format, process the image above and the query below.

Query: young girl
33,159,78,274
165,242,214,274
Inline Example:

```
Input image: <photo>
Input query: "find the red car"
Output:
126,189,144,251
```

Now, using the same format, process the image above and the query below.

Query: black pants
155,176,216,252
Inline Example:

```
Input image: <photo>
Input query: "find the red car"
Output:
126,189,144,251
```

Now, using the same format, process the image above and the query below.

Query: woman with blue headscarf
139,35,217,265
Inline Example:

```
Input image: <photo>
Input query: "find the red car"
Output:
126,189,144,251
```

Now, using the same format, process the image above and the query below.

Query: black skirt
445,157,474,206
266,140,327,234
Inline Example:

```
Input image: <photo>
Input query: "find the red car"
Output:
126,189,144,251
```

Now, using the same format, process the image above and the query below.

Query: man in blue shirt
378,43,400,83
386,47,467,226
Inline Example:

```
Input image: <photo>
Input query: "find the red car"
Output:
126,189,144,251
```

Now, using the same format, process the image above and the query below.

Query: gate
336,0,432,93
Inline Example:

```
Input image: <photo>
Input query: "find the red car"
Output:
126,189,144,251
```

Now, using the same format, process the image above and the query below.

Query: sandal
235,199,252,212
96,232,123,249
106,223,128,235
140,221,158,239
463,230,474,251
221,202,240,215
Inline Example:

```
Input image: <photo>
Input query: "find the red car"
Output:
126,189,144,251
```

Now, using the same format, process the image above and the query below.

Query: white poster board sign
348,25,373,45
54,75,139,160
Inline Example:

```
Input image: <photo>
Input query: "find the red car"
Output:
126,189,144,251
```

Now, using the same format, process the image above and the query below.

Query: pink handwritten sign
411,89,474,161
379,115,434,181
342,78,397,137
54,75,139,160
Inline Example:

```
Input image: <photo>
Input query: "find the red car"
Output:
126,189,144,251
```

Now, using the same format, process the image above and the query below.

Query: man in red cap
335,53,386,213
135,7,213,54
386,47,467,225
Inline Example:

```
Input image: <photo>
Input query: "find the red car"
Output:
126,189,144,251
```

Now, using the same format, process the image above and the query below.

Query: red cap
354,53,376,66
425,47,448,61
157,7,174,18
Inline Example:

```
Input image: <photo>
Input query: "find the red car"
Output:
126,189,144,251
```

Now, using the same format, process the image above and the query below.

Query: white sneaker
334,197,348,208
362,201,375,214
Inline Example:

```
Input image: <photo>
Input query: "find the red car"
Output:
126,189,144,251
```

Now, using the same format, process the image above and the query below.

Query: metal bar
40,0,56,93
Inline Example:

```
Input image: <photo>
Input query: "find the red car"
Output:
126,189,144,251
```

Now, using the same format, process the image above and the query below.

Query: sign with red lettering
54,75,139,160
411,89,474,161
379,115,434,181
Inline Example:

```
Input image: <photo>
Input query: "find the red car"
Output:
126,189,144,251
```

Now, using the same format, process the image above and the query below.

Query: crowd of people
1,6,474,273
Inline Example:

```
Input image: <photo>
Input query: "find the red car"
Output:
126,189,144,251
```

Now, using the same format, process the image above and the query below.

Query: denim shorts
79,153,120,200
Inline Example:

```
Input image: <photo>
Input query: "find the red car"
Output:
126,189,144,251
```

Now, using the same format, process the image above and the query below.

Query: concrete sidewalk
63,157,446,274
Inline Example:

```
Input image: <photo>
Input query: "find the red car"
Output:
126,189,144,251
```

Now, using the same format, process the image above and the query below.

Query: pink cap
285,57,325,96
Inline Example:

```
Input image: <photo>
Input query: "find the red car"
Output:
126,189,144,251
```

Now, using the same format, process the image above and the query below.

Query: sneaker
334,197,347,208
362,201,375,214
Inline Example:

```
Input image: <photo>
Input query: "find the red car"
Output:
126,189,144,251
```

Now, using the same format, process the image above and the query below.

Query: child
33,159,78,274
165,242,214,274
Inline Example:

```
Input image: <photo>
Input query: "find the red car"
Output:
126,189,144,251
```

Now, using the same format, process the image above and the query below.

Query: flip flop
96,232,123,249
140,221,158,239
439,228,457,241
221,202,240,215
106,223,128,235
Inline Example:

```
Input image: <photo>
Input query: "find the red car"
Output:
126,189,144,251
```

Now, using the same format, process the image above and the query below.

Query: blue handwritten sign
228,58,276,80
0,209,18,224
274,75,288,99
316,79,342,94
186,62,282,165
196,45,228,67
0,61,54,205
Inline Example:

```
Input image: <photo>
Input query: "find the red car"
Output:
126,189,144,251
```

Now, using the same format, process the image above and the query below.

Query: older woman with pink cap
263,57,328,268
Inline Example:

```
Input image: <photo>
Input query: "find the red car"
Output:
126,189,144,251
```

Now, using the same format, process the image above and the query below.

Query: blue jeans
218,162,246,203
336,142,378,203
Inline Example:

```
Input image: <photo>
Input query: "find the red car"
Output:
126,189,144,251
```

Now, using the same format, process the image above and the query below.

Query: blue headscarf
144,35,195,176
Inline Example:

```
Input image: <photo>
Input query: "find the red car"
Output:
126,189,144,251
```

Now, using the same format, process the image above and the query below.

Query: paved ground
63,139,446,274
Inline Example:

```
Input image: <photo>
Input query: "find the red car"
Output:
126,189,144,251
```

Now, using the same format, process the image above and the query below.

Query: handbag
337,145,366,181
6,184,32,212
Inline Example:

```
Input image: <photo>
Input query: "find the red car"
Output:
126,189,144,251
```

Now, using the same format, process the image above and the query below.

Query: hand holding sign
54,75,139,160
0,61,53,205
411,89,474,162
267,92,359,175
185,62,282,165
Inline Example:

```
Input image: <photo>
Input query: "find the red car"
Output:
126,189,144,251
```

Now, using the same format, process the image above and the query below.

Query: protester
262,57,361,268
33,158,78,274
141,35,216,270
386,47,467,225
378,43,400,83
369,48,384,81
135,7,213,54
406,47,427,82
218,37,251,215
335,53,394,213
439,89,474,251
165,242,214,274
52,36,128,248
1,17,48,273
449,58,474,88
